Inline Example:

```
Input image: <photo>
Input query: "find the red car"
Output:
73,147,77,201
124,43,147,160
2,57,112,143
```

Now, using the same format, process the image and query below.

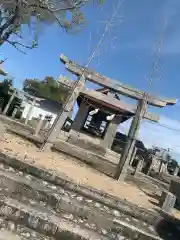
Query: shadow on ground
155,217,180,240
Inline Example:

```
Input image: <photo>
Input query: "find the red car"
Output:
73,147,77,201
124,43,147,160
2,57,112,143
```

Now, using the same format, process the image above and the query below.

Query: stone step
0,196,105,240
0,164,155,229
0,170,113,238
0,153,159,226
54,140,117,176
0,165,162,239
0,195,163,240
0,218,54,239
0,171,155,235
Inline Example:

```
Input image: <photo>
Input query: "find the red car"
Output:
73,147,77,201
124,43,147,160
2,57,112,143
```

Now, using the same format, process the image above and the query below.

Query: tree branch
0,0,20,36
7,39,36,48
0,2,21,46
0,58,8,64
6,40,26,53
0,0,98,50
13,32,23,39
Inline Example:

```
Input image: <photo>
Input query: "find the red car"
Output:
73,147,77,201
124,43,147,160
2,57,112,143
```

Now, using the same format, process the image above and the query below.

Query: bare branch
0,1,21,46
0,0,104,51
6,40,26,53
0,58,8,64
6,39,37,53
13,32,23,39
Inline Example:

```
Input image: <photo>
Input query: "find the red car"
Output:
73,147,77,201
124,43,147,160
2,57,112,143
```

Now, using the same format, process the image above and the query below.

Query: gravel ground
0,132,156,210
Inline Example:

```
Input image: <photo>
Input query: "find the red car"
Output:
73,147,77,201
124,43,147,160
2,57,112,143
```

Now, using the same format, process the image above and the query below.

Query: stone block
170,179,180,208
159,191,167,206
160,191,176,212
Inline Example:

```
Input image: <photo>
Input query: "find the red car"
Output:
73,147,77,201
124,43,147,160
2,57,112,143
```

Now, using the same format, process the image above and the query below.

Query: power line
146,120,180,133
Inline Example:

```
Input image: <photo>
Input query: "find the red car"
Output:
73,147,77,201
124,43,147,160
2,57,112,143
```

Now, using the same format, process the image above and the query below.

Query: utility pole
114,98,147,180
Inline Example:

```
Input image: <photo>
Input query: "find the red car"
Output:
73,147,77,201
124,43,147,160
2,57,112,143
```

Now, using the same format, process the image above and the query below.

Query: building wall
22,102,57,124
21,97,73,125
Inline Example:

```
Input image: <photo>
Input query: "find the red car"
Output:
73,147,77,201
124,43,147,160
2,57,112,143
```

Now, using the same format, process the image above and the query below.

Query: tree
0,0,104,51
0,78,13,108
167,159,179,174
0,78,22,116
23,76,69,103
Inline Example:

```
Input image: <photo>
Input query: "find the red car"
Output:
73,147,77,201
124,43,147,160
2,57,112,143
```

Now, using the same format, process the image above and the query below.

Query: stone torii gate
42,54,176,180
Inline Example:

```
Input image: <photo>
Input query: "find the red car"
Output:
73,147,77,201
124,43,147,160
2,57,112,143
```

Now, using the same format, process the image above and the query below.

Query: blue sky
1,0,180,160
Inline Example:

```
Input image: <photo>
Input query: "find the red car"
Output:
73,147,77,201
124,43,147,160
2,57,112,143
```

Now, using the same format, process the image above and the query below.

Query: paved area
0,132,156,210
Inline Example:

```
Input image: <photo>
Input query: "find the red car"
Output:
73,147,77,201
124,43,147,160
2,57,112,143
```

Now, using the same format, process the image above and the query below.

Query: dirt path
0,132,155,210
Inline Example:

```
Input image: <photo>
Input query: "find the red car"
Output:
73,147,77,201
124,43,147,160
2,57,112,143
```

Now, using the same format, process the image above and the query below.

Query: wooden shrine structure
42,54,176,180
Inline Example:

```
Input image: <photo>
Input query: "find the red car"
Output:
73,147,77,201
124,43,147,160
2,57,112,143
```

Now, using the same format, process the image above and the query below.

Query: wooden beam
81,89,159,122
60,54,176,108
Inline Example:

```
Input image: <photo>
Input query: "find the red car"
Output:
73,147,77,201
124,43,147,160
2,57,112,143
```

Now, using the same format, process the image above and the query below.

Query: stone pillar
71,100,90,132
133,158,144,176
129,146,137,166
174,166,179,176
115,99,147,180
44,120,51,130
3,91,16,115
149,155,158,173
25,98,36,125
160,191,176,212
158,160,163,175
34,115,44,136
12,108,17,118
101,116,122,149
41,77,85,150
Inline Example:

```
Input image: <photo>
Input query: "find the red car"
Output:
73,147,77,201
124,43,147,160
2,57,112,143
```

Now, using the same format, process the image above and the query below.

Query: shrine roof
78,88,159,122
96,87,120,100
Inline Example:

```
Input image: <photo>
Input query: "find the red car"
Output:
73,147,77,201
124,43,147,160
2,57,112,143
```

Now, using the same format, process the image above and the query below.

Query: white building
21,94,72,124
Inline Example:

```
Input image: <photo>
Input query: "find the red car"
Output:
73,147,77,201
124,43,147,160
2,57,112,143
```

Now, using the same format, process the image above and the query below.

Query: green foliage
0,78,22,116
23,76,69,103
167,159,179,174
164,152,172,163
0,78,13,109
